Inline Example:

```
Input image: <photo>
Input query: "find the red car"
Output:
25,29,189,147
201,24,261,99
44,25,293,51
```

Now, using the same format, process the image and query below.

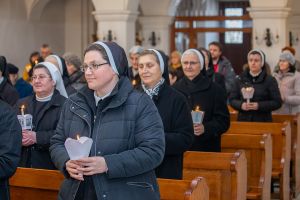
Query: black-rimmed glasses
80,62,108,72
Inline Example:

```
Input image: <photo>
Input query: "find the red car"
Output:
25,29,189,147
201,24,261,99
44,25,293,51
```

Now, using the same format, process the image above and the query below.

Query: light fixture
255,28,279,47
148,31,160,46
289,31,299,47
102,30,117,42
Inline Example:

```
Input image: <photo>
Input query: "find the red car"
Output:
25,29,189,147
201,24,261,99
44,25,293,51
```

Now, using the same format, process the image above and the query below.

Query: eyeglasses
80,62,108,72
182,61,200,66
31,75,51,81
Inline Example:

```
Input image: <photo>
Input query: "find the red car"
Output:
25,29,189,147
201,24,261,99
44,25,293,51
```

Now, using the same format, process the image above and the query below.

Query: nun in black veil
173,48,229,152
138,49,194,179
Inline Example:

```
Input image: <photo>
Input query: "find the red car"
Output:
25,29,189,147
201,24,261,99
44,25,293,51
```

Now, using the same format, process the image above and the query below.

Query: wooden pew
271,114,300,197
10,168,209,200
227,121,291,200
183,150,247,200
222,133,272,200
158,177,209,200
9,167,63,200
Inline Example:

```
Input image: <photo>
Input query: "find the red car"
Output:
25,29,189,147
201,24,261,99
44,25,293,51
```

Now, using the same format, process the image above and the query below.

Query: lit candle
34,60,38,65
191,105,204,124
65,135,93,160
21,105,25,116
132,79,137,86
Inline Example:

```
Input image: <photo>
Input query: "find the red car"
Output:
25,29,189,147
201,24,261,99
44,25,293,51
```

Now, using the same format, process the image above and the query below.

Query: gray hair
129,45,144,55
63,52,82,70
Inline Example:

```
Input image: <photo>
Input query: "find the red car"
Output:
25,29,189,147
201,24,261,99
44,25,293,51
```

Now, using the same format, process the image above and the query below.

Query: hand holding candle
132,79,137,86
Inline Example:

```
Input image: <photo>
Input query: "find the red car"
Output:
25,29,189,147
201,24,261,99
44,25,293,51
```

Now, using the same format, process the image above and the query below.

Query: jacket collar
72,76,133,113
175,73,211,95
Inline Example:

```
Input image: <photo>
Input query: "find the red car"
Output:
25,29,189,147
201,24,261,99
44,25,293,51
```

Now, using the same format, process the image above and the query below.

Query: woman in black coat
174,49,230,152
0,56,19,106
229,49,282,122
16,62,67,169
0,100,22,200
138,49,194,179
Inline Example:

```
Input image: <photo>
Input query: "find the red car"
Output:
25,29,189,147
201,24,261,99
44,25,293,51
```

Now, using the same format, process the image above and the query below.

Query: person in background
168,66,179,85
0,56,19,106
7,63,33,98
170,50,184,81
45,54,76,95
209,41,236,95
16,62,67,169
23,51,43,82
63,52,86,90
127,45,144,89
138,49,193,179
174,49,229,152
282,46,300,71
40,44,52,60
50,41,165,200
229,49,282,122
198,47,226,93
0,100,22,200
273,51,300,114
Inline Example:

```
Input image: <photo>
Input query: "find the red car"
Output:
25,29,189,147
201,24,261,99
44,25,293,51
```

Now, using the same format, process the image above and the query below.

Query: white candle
21,105,25,116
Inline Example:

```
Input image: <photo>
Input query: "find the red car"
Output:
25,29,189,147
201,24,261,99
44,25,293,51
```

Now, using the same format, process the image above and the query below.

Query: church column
248,0,291,69
92,0,139,52
139,16,173,54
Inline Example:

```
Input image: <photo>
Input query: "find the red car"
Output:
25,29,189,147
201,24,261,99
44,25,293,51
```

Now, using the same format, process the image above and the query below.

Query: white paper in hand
64,136,93,160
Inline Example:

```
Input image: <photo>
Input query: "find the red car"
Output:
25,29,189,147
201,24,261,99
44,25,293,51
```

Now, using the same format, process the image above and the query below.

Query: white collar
36,92,54,102
94,91,112,105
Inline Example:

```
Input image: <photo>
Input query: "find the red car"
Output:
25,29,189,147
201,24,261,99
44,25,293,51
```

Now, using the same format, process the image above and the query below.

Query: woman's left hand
77,157,108,176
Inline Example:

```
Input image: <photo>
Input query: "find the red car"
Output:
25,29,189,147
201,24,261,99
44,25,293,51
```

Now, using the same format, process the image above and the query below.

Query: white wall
0,0,65,72
65,0,95,58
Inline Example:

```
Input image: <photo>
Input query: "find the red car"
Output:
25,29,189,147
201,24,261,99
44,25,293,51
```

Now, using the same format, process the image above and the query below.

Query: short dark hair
7,63,19,74
208,41,223,52
83,44,109,64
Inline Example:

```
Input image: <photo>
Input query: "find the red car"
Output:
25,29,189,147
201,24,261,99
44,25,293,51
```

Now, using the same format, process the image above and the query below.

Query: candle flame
195,106,200,111
21,105,25,110
76,135,80,140
132,79,137,86
34,60,38,65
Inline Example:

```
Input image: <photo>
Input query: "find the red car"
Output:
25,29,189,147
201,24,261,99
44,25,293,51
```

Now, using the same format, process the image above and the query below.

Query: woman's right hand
66,160,84,181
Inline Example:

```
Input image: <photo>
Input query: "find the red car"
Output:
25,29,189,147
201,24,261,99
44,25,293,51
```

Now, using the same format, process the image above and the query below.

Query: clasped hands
241,102,259,111
66,157,108,181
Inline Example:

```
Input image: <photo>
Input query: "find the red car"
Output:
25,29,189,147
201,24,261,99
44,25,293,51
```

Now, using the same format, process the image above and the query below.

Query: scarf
142,78,165,99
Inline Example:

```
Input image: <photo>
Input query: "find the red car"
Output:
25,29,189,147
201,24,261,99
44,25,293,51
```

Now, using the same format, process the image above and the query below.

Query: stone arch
24,0,51,20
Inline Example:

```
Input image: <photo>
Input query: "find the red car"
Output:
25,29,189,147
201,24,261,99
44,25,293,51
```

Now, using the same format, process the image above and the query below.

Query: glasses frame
80,62,108,72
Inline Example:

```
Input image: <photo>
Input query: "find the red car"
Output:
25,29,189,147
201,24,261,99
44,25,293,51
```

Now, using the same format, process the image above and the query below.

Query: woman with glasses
50,42,165,200
15,62,67,169
229,49,282,122
173,49,229,152
137,49,193,179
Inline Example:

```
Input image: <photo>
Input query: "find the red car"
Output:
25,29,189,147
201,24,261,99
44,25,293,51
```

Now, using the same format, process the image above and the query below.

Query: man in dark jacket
0,100,22,200
209,41,236,95
50,41,165,200
0,56,19,106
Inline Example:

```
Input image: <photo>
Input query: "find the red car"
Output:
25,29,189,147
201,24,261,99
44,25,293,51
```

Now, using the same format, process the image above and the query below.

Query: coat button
103,194,107,198
97,151,101,155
